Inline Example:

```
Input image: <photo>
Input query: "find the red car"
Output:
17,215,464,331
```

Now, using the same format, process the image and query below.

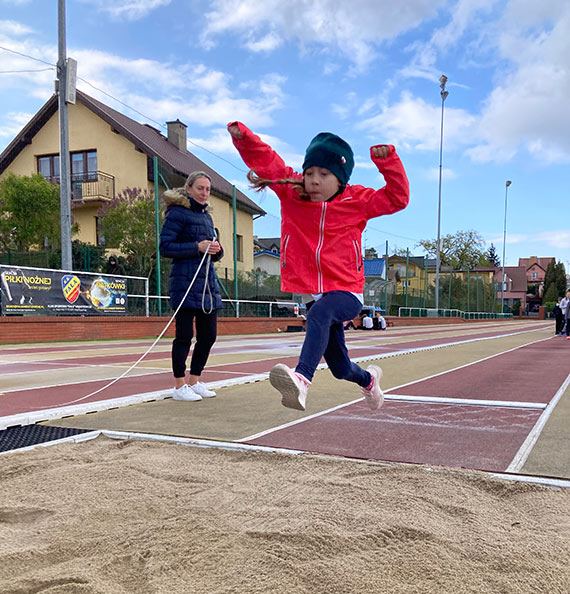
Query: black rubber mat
0,424,92,453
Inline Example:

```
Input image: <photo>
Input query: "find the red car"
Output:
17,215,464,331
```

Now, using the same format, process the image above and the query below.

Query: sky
1,0,569,269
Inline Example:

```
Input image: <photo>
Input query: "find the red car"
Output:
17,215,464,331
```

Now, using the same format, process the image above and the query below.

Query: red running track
244,336,565,472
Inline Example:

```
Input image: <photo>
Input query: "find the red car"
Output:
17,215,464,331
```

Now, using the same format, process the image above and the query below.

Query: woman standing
160,171,224,401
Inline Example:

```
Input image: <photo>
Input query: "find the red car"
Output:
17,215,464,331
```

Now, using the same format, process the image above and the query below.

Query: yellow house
388,254,428,294
0,90,265,276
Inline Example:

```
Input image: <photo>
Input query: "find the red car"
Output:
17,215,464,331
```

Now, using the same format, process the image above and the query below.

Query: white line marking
506,371,570,472
384,394,546,409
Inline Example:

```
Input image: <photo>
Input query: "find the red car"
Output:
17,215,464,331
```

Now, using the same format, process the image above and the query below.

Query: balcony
47,171,115,203
71,171,115,202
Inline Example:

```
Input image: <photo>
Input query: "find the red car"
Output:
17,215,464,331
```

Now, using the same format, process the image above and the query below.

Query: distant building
495,266,527,311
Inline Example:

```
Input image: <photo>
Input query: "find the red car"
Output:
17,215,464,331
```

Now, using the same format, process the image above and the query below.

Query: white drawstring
34,240,215,409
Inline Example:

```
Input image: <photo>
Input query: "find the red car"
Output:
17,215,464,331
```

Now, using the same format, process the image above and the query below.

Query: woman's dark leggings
172,308,217,378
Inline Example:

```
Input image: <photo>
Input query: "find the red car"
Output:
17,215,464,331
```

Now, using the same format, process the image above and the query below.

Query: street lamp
435,75,449,312
501,180,512,313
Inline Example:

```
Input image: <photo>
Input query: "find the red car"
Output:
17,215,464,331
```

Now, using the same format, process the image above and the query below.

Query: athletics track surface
1,320,569,482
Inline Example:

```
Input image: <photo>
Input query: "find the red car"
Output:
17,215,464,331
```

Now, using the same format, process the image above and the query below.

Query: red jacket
230,122,409,294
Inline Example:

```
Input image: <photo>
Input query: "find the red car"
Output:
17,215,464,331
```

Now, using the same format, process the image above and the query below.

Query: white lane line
384,394,546,409
506,371,570,473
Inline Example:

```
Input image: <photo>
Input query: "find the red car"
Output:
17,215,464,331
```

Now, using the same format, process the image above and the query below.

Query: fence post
145,278,149,317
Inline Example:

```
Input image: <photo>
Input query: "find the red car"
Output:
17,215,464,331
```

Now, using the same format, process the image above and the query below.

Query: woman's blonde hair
247,170,309,200
185,171,212,188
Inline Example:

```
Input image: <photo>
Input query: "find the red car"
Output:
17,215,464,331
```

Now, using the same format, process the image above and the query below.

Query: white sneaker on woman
191,382,216,398
172,384,202,402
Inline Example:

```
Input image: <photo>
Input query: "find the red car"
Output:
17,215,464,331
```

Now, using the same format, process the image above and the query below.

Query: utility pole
435,75,449,312
57,0,74,270
501,180,512,313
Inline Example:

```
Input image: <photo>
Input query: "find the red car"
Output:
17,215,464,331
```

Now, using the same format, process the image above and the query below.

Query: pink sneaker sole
269,364,308,411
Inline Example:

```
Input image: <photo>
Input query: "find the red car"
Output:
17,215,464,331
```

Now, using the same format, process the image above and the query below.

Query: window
37,154,60,180
236,234,243,262
37,150,97,182
531,271,538,280
71,150,97,181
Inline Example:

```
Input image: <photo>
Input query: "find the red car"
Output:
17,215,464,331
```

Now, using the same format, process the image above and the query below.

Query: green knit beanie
302,132,354,185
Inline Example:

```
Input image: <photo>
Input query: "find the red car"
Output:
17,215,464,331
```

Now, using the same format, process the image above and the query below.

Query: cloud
77,0,171,21
201,0,446,71
0,111,34,139
484,230,570,251
425,167,457,181
464,1,570,163
0,20,33,35
357,91,478,151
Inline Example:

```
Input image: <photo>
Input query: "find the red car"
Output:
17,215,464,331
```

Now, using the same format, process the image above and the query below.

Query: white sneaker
361,365,384,410
269,364,310,411
172,384,202,402
191,382,216,398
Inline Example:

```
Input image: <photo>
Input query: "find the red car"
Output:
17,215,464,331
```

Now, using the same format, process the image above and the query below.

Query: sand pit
1,437,569,594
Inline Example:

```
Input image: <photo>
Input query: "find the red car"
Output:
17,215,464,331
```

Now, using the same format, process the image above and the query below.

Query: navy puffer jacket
159,189,223,311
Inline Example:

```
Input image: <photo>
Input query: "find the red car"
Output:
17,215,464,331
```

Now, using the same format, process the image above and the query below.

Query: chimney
166,119,187,152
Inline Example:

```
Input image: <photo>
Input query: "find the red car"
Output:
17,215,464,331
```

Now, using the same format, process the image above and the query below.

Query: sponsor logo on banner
62,274,81,304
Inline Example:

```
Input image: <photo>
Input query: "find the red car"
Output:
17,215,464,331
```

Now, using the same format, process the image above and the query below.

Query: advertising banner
0,265,128,316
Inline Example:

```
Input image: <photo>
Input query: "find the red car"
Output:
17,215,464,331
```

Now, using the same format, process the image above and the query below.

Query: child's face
304,167,341,202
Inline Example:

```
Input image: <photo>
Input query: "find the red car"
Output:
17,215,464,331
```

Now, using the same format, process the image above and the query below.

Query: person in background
106,255,125,276
159,171,224,402
362,314,374,330
228,121,409,412
553,297,564,336
560,291,570,338
375,312,387,330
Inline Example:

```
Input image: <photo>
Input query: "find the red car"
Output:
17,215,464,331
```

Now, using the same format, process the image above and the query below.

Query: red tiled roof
0,90,264,216
518,257,554,272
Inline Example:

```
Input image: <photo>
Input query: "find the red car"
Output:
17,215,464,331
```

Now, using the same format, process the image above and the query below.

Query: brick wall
0,314,502,344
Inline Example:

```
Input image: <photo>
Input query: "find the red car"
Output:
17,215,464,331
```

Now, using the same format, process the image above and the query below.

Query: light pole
435,75,449,312
501,180,512,313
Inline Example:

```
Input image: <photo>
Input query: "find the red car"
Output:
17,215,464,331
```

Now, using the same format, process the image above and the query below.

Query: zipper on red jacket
315,203,327,292
282,234,290,269
353,240,362,271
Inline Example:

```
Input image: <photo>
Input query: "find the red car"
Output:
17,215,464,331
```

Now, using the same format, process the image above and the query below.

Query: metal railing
153,295,301,318
47,171,115,201
398,306,513,320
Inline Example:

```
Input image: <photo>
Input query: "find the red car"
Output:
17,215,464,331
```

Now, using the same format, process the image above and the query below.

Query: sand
1,436,569,594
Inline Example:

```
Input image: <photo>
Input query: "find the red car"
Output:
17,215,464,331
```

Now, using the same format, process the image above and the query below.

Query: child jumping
228,122,409,411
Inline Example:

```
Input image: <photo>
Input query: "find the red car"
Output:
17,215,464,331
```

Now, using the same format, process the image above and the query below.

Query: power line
0,45,55,67
0,68,54,74
0,45,248,175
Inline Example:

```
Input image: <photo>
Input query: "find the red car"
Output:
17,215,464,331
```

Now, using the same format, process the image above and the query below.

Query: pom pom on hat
302,132,354,186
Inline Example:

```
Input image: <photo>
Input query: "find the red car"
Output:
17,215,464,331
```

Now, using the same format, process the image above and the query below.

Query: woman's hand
227,123,242,139
371,145,390,159
198,240,222,255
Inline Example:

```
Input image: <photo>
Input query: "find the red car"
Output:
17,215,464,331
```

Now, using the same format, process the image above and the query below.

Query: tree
365,247,379,259
97,187,161,276
486,243,501,267
0,173,62,251
417,230,488,270
544,259,567,300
